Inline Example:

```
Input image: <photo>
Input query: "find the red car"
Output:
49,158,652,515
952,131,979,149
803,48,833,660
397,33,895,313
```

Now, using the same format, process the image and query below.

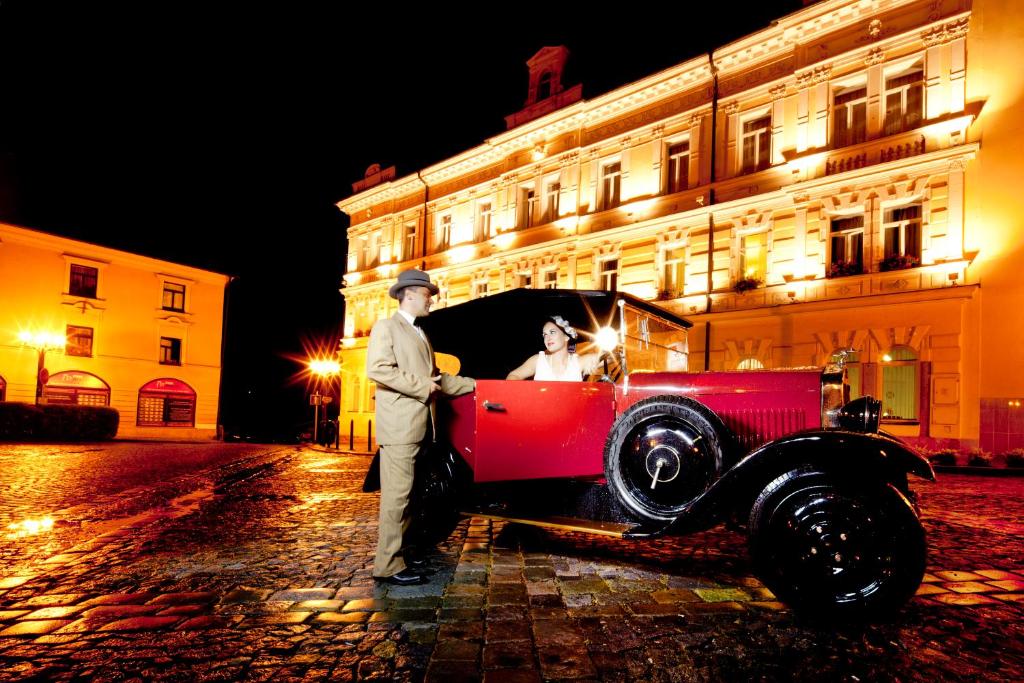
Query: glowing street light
17,330,65,405
308,358,341,446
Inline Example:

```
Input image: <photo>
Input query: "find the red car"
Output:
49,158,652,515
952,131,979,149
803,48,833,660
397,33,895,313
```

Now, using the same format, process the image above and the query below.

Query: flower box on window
879,254,920,272
732,276,763,294
828,260,863,278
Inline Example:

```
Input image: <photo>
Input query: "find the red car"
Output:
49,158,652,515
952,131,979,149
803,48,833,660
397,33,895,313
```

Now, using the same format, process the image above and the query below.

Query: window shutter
862,362,878,399
918,361,932,435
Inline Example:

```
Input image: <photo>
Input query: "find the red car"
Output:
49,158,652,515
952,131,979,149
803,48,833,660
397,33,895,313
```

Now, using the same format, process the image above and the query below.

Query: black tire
748,468,926,618
604,396,728,523
407,446,465,548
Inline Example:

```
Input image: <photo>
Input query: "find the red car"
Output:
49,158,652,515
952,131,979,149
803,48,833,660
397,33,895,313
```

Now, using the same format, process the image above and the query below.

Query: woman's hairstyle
547,315,578,353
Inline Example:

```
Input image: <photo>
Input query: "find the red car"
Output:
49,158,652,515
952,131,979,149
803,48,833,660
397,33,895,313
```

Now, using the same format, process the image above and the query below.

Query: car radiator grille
720,408,807,453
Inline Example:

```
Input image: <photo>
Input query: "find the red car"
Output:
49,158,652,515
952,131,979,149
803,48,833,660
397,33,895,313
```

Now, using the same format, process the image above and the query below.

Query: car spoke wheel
748,469,926,618
604,396,729,523
408,446,465,548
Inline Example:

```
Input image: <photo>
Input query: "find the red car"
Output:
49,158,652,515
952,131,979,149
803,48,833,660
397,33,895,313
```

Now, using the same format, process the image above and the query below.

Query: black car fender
624,429,934,539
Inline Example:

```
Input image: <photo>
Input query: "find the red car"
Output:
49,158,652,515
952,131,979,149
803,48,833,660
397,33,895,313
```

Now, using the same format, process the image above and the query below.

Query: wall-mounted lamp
948,271,959,286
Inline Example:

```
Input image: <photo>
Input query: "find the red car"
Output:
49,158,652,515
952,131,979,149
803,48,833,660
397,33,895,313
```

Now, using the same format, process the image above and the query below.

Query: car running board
463,511,635,538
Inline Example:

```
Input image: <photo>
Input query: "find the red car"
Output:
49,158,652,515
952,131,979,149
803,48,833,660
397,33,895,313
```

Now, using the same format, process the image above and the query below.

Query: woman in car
506,315,602,381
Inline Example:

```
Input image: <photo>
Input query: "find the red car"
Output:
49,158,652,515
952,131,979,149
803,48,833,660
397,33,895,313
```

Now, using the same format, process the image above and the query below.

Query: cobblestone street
1,443,1022,682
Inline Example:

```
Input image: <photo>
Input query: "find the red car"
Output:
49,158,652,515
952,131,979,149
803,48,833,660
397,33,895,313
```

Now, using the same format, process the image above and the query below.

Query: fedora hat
388,268,439,299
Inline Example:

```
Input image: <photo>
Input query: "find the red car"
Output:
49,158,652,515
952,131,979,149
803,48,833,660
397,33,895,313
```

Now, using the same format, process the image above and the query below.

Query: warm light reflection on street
6,516,55,538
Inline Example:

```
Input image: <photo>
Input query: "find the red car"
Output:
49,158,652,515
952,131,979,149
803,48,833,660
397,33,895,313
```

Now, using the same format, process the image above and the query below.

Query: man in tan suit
366,269,475,585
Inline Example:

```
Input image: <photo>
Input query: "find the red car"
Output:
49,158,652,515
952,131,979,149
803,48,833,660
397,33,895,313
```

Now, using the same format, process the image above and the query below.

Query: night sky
0,1,804,436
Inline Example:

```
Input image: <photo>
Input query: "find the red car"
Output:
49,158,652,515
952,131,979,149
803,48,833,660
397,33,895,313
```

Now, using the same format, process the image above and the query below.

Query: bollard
367,419,373,453
349,419,354,450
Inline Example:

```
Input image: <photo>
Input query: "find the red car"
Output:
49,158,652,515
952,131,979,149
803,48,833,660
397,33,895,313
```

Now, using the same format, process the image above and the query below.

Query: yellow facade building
0,222,229,439
337,0,1023,454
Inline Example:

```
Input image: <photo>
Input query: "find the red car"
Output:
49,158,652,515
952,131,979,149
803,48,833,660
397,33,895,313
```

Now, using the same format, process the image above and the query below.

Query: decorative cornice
796,64,832,87
864,47,886,66
922,16,970,47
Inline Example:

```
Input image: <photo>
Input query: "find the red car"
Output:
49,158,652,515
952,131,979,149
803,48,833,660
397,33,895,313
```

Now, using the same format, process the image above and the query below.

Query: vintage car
404,289,933,617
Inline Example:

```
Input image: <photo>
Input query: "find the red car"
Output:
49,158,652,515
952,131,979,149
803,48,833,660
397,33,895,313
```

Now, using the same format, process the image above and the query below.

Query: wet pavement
0,443,1021,682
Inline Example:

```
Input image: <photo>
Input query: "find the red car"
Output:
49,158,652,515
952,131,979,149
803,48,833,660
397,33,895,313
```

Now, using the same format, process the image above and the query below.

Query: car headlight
595,326,619,352
837,397,882,433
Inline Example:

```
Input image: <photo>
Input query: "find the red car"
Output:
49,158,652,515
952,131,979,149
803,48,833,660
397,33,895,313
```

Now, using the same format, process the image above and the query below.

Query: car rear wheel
407,446,466,548
748,468,926,618
604,396,728,523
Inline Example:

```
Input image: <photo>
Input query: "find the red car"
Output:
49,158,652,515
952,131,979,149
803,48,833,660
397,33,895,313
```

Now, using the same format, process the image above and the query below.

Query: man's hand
429,375,442,394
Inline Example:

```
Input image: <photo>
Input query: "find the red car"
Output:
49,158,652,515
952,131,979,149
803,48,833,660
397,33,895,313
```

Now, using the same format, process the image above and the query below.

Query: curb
933,465,1024,477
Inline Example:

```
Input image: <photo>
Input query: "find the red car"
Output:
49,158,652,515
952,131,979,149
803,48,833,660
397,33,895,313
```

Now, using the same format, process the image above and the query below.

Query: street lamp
308,358,341,446
17,330,66,405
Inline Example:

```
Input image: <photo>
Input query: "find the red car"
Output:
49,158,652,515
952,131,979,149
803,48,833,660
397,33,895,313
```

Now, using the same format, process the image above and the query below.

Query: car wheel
407,446,466,548
604,396,728,523
748,468,926,618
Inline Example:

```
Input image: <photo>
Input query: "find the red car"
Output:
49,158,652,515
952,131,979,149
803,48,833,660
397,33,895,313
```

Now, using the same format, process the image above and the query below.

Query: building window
518,188,537,229
348,376,361,412
402,224,416,261
544,181,560,223
69,264,98,298
542,269,558,289
137,379,197,427
737,357,765,370
882,205,922,264
599,259,619,291
739,231,768,282
476,202,493,240
666,141,690,193
42,370,110,406
473,280,489,299
662,246,686,297
160,337,182,366
437,286,450,308
65,325,94,357
741,115,771,173
438,215,452,250
833,83,867,147
367,232,381,267
600,162,621,210
881,346,918,421
162,282,186,312
829,216,864,277
517,272,533,289
0,375,6,402
537,71,554,100
884,63,924,136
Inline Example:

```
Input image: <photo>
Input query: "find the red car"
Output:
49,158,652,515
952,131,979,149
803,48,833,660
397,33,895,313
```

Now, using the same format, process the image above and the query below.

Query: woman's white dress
534,352,582,381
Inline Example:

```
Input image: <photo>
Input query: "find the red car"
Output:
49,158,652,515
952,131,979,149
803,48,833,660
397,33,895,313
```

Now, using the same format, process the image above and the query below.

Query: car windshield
621,304,689,374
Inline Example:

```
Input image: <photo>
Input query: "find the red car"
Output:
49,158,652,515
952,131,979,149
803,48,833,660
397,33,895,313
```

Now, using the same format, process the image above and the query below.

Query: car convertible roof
419,289,692,380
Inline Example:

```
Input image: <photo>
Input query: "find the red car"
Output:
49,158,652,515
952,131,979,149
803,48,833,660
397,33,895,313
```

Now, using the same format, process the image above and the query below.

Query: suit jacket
366,312,475,445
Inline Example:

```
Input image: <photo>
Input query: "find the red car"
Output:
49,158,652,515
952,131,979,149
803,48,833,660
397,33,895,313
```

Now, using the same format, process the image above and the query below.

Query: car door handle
483,400,506,412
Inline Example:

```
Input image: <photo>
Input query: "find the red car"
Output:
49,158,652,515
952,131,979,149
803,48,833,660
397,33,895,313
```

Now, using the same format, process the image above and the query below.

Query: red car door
471,379,615,483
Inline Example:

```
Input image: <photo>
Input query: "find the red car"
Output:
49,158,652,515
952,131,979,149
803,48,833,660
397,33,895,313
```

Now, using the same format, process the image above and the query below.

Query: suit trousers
373,442,420,577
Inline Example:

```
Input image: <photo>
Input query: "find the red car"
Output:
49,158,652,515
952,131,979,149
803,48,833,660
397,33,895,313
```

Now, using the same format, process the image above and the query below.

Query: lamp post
17,330,66,405
308,358,341,446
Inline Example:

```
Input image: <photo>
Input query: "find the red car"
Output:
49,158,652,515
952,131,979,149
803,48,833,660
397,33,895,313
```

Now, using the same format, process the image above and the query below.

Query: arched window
737,357,764,370
537,71,554,100
138,378,197,427
881,345,918,421
43,371,110,406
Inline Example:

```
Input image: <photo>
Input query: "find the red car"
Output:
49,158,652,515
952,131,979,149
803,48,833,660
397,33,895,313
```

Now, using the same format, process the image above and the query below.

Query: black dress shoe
374,569,426,586
406,556,429,570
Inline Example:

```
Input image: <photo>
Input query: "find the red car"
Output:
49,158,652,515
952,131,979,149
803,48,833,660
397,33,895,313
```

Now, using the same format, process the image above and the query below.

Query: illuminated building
0,222,229,439
337,0,1021,453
